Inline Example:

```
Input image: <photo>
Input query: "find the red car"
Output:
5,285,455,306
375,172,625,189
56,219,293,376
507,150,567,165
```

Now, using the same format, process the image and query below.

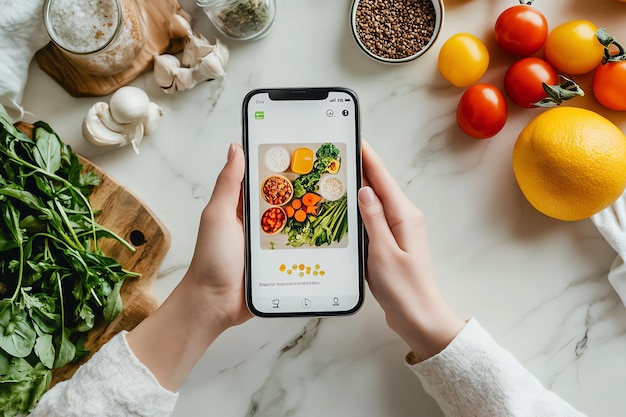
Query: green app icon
255,111,264,120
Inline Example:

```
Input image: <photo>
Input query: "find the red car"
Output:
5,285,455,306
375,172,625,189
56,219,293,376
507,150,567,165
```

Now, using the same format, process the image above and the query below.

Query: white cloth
30,320,583,417
409,318,586,417
29,331,178,417
591,191,626,307
0,0,50,121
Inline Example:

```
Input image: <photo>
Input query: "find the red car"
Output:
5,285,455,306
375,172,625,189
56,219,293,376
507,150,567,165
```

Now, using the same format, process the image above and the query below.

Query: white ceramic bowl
350,0,444,64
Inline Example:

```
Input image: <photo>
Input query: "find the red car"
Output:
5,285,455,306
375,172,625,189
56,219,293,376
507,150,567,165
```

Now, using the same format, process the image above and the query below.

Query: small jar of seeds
196,0,276,41
43,0,145,76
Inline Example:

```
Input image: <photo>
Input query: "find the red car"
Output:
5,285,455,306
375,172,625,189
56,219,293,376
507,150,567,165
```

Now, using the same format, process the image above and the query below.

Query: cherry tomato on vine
544,20,604,74
592,30,626,111
438,33,489,87
457,84,508,139
593,63,626,110
494,2,548,56
504,58,558,108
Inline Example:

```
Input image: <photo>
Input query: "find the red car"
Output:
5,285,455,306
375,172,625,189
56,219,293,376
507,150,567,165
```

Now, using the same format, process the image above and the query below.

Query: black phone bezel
242,87,364,318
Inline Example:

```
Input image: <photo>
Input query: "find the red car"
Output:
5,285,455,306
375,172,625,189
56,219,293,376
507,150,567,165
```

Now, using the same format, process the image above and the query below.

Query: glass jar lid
195,0,232,7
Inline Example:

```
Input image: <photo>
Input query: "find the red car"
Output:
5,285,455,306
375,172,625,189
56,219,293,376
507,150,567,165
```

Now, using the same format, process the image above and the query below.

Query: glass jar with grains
43,0,145,76
196,0,276,41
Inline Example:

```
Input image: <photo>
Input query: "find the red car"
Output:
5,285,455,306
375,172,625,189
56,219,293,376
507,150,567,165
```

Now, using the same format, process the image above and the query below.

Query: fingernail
358,186,378,205
227,143,236,161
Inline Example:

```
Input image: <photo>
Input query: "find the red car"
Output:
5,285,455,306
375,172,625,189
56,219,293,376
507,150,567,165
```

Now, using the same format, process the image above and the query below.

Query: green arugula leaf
22,292,60,334
0,302,36,358
33,127,62,175
0,103,138,415
103,281,124,322
75,303,95,333
53,331,76,369
0,187,42,211
34,334,55,369
0,357,52,415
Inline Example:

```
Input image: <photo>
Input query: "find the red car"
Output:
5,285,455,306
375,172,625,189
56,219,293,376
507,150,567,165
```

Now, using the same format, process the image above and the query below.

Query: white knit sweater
29,319,586,417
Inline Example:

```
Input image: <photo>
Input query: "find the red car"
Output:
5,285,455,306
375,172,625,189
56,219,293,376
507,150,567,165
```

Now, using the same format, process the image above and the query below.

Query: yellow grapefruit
513,107,626,221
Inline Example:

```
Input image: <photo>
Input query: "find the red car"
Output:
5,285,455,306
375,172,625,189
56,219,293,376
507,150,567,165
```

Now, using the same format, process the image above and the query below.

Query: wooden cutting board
15,122,171,386
35,0,191,97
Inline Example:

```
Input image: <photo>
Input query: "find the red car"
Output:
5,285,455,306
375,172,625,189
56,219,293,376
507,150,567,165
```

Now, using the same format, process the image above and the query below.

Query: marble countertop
18,0,626,415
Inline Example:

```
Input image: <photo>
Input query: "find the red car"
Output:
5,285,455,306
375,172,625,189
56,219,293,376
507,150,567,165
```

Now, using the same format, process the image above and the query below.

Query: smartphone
242,87,364,317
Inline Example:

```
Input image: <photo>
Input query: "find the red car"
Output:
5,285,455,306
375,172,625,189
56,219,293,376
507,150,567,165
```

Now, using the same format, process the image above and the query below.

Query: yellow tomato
438,33,489,87
544,20,604,75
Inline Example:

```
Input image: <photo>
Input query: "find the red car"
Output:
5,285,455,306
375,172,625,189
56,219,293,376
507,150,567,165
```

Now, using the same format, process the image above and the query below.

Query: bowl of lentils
351,0,444,64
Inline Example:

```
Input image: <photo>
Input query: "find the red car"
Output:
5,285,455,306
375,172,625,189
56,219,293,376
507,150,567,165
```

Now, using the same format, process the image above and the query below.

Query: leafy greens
286,143,347,247
292,143,340,198
283,194,348,247
0,105,138,416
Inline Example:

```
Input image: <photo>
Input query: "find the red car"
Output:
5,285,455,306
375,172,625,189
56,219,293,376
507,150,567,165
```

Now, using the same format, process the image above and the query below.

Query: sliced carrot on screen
291,199,302,209
285,205,295,218
294,209,306,222
302,193,322,207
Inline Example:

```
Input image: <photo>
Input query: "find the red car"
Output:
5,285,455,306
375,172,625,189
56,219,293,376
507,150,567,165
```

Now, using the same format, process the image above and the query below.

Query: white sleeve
407,318,587,417
29,332,179,417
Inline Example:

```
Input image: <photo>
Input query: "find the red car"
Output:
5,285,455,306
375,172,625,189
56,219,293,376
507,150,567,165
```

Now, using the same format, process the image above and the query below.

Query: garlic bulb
109,86,151,124
173,67,198,91
82,104,126,147
170,14,192,39
144,102,164,136
153,30,229,93
213,39,229,66
153,53,181,91
82,86,162,153
195,50,226,81
182,31,214,67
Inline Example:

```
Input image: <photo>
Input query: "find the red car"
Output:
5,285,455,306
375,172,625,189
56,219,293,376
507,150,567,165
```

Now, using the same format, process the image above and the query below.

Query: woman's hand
184,143,253,330
127,143,252,391
358,141,465,361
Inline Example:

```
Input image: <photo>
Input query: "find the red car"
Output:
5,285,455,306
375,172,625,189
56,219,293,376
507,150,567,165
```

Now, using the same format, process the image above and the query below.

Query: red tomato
457,84,508,139
593,61,626,111
504,58,558,108
494,4,548,56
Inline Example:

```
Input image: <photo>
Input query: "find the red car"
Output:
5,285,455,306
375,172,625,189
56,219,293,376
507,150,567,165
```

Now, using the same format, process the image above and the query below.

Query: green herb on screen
282,194,348,247
292,143,340,198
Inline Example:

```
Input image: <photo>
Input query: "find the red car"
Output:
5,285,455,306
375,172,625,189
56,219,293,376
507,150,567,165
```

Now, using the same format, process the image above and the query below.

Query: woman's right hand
357,141,465,362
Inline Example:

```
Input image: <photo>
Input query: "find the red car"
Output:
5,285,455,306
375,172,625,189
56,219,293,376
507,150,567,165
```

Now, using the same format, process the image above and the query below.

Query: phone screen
242,88,364,317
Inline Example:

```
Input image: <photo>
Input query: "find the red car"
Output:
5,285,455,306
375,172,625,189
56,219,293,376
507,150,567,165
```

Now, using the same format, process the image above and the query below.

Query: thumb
208,143,245,212
358,186,396,249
